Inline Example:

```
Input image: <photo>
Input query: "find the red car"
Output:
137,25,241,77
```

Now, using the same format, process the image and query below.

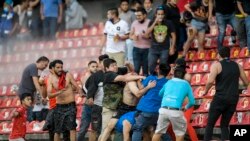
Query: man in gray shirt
18,56,49,99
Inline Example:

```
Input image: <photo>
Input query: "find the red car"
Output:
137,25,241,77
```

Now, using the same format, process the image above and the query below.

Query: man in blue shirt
132,64,172,141
152,66,195,141
40,0,63,40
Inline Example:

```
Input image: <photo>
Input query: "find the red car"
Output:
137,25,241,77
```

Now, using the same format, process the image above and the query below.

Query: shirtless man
47,60,82,141
100,78,156,141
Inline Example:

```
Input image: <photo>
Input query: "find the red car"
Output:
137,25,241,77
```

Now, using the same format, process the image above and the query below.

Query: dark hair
103,58,117,71
218,47,230,58
174,66,186,79
88,60,97,66
98,54,109,62
120,0,129,4
175,58,189,68
162,0,168,4
52,59,63,67
36,56,49,63
108,8,119,17
159,63,170,76
136,7,147,15
131,0,142,6
49,61,55,69
20,93,32,102
144,0,153,3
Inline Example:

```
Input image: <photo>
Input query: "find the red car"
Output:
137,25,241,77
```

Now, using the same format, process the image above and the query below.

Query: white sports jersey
104,19,129,53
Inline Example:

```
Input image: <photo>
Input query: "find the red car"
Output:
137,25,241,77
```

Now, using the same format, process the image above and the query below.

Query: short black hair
120,0,129,4
131,0,142,6
49,61,55,69
88,60,97,66
52,59,63,67
103,58,117,71
159,63,170,77
108,8,119,17
20,93,32,102
36,56,49,63
98,54,109,62
136,7,147,15
174,66,186,79
218,47,230,58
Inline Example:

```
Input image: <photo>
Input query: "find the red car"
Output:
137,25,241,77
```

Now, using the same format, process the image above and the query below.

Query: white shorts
155,107,187,136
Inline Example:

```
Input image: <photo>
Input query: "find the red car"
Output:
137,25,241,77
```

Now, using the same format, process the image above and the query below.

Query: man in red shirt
9,93,32,141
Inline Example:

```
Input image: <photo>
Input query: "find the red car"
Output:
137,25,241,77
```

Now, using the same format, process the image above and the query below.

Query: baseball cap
175,58,189,68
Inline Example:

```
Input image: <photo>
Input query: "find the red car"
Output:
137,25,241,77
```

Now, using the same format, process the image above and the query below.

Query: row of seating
56,23,104,39
0,46,101,65
185,47,249,62
194,97,250,113
11,36,102,53
192,111,250,128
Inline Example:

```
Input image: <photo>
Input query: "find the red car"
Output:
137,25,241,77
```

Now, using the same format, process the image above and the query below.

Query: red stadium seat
235,59,244,67
200,73,210,85
194,99,212,113
0,85,8,96
76,106,83,118
196,50,206,61
230,112,249,125
198,61,211,73
27,121,45,133
203,85,216,98
194,86,205,99
0,121,12,134
191,74,203,86
79,28,89,37
215,116,221,127
225,25,233,36
74,39,84,48
92,37,102,47
243,58,250,70
236,97,250,111
185,51,197,62
239,47,249,58
0,98,13,108
0,109,15,120
205,49,217,61
191,113,208,128
187,62,199,73
230,47,241,59
11,97,21,108
89,26,98,36
75,95,85,105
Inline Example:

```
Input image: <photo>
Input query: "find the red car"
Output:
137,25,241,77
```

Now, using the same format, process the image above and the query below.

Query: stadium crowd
1,0,250,141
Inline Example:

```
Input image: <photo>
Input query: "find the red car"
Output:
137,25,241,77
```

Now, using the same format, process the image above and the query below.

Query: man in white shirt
102,8,130,67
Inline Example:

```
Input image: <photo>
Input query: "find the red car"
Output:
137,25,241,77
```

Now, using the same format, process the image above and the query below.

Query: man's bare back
123,81,139,106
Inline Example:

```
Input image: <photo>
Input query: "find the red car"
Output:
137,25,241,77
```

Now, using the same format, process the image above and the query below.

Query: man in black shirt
146,5,176,74
208,0,237,49
203,47,249,141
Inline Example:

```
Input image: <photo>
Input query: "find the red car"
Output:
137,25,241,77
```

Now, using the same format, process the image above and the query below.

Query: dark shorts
54,102,77,133
43,108,55,131
112,102,136,119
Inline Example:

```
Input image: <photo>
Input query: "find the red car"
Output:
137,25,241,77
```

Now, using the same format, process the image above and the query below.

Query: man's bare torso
51,73,75,104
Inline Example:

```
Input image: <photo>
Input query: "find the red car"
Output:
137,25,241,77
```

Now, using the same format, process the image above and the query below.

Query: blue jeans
133,47,149,76
77,104,102,141
43,17,57,40
215,13,236,49
78,104,92,141
132,112,172,141
235,16,247,48
126,39,134,65
148,48,169,75
245,16,250,49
